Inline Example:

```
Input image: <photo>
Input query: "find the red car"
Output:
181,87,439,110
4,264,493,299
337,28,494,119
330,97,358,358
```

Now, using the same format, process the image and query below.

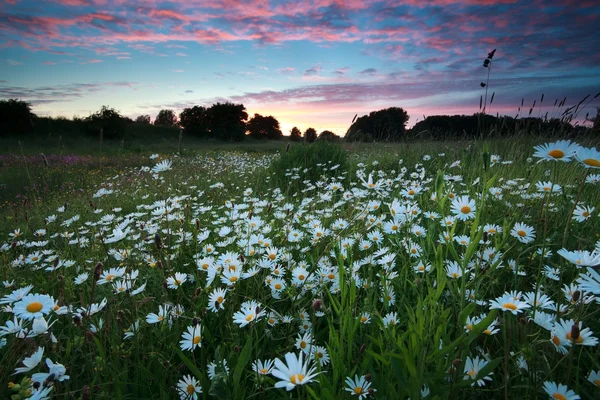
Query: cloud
170,69,184,72
7,59,22,65
277,67,295,74
333,67,349,76
0,81,138,105
184,90,193,93
304,65,322,76
359,68,377,75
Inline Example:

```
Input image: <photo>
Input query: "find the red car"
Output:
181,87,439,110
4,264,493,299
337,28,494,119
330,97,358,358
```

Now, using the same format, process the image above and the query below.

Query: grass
1,136,600,399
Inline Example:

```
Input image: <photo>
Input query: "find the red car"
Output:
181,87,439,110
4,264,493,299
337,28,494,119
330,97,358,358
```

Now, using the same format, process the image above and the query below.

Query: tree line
1,98,598,142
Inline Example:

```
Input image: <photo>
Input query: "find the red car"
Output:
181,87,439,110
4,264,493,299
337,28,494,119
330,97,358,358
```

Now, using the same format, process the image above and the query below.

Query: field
1,136,600,399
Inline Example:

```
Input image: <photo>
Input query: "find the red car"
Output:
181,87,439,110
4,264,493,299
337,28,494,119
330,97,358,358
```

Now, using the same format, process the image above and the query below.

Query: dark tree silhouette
85,105,126,138
206,102,248,141
179,106,210,138
154,109,178,126
247,113,283,140
318,130,339,141
345,107,409,142
304,127,317,143
290,126,302,141
135,114,151,124
0,99,36,136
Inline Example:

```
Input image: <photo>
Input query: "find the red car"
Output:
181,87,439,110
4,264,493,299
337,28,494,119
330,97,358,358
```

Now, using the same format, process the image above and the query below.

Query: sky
1,0,600,135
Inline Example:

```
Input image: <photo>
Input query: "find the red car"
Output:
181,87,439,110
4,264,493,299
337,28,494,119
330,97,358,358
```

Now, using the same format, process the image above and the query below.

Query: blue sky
1,0,599,133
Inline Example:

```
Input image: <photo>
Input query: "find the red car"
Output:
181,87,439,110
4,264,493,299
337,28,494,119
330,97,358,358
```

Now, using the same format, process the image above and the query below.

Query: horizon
1,0,600,135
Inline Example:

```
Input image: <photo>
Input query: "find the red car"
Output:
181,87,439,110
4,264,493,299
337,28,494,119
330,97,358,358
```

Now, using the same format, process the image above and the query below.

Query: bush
268,141,348,190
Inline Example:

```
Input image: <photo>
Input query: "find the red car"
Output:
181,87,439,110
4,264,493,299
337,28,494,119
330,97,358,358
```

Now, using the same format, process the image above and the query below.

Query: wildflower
535,181,561,193
510,222,535,244
577,268,600,295
177,375,202,400
572,205,594,222
271,351,321,391
532,140,579,162
588,370,600,387
167,272,188,289
232,301,265,327
146,304,171,324
359,312,371,324
12,294,55,321
451,195,476,221
13,347,44,374
558,249,600,267
152,159,172,173
464,356,492,387
345,374,375,398
295,332,314,354
489,292,530,315
445,261,463,279
542,381,580,400
253,359,274,375
32,358,70,383
207,360,229,380
312,345,330,366
208,288,227,313
575,146,600,169
180,324,202,351
382,311,398,328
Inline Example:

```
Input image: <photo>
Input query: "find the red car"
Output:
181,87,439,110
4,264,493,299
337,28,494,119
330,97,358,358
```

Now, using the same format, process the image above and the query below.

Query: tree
135,114,151,124
154,109,178,126
318,130,339,141
290,126,302,141
345,107,409,142
0,99,36,136
179,106,210,138
206,102,248,141
247,113,283,140
304,127,317,143
85,105,126,138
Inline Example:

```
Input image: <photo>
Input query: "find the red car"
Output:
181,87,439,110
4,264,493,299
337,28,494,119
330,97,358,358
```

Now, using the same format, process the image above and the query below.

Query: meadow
1,136,600,400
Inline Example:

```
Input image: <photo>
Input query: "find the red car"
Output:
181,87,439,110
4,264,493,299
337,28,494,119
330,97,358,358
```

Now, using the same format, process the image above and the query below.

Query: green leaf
176,348,203,380
233,334,253,395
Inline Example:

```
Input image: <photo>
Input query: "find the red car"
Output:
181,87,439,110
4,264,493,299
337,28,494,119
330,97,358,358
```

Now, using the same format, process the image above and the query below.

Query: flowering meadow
1,140,600,399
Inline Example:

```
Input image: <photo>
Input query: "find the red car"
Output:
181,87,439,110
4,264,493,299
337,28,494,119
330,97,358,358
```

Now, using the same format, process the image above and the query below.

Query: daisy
177,375,202,400
312,345,330,366
253,359,275,375
510,222,535,244
445,261,463,279
180,324,202,351
575,146,600,169
451,195,476,221
588,370,600,387
464,356,492,387
167,272,188,289
542,381,580,400
232,302,265,328
577,268,600,295
532,140,579,162
345,374,375,399
31,358,69,383
358,312,371,324
295,332,314,354
271,351,321,391
207,360,229,380
535,181,561,193
489,292,530,315
13,346,44,374
558,249,600,267
12,294,55,321
208,288,227,313
146,304,171,324
152,159,172,173
572,205,594,222
97,267,126,285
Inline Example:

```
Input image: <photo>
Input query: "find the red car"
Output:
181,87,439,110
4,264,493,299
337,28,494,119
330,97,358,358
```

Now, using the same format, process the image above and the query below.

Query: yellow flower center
451,273,459,278
269,254,276,260
566,332,584,344
186,384,195,395
298,274,305,281
105,274,115,281
517,230,526,237
467,369,476,378
261,368,268,374
217,296,224,303
26,302,43,313
483,329,492,335
361,316,367,323
408,189,415,195
158,315,164,321
466,324,473,331
174,279,181,286
583,211,590,217
392,225,398,231
245,314,254,321
548,149,564,158
300,341,307,349
354,387,364,394
552,394,567,400
583,158,600,167
274,283,282,290
230,276,238,283
31,257,38,262
502,303,518,310
461,206,471,214
193,336,201,344
290,374,304,385
418,266,425,271
552,336,561,346
593,379,600,387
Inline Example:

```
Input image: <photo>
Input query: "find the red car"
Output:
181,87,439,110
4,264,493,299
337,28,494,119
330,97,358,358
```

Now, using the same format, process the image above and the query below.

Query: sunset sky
1,0,599,134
